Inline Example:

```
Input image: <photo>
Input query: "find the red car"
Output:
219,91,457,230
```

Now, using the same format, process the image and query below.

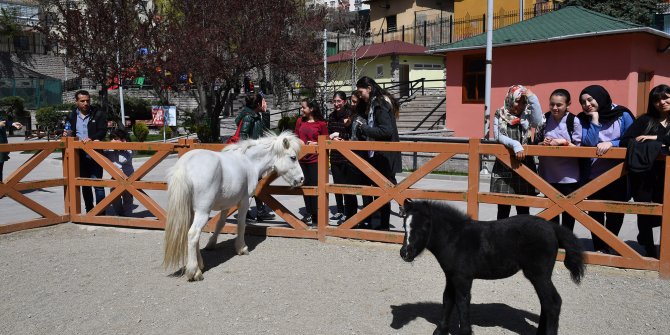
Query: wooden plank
0,216,69,234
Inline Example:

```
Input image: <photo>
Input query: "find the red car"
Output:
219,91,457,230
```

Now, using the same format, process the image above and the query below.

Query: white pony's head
266,131,304,187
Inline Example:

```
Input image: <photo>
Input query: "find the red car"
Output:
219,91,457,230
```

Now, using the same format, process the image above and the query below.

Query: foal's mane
421,200,471,227
223,131,301,156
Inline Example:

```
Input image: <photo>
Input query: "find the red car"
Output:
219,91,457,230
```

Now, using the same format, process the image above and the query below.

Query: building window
386,15,397,32
414,64,442,69
462,54,485,103
376,65,384,78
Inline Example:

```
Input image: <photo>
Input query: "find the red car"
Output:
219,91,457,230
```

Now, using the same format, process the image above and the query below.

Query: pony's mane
223,130,301,156
420,200,471,225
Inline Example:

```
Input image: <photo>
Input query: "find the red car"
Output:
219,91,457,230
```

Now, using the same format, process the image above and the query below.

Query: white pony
163,131,304,281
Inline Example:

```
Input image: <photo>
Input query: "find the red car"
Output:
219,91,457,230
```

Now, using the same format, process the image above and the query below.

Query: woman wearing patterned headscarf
490,85,543,219
580,85,634,254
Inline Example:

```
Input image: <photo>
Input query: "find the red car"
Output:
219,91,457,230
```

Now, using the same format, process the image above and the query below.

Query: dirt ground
1,223,669,335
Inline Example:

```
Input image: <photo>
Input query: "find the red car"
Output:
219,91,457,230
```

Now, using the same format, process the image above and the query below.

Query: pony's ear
283,137,291,150
403,198,413,209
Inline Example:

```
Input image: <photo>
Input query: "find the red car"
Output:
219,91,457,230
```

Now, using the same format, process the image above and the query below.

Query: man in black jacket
64,90,107,212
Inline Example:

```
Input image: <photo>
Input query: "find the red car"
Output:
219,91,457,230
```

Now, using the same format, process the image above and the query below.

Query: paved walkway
0,137,659,254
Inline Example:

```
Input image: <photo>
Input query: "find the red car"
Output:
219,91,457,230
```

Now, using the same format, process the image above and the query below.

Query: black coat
359,97,402,174
65,107,107,141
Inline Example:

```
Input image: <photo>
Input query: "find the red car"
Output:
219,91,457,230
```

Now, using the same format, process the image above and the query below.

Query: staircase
397,94,451,135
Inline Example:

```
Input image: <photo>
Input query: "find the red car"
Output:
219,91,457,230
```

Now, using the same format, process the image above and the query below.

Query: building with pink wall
430,6,670,138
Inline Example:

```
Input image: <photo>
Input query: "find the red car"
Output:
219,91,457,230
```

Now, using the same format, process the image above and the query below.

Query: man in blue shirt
64,90,108,213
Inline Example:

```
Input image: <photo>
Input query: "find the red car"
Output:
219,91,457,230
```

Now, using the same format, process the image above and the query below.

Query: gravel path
1,223,669,334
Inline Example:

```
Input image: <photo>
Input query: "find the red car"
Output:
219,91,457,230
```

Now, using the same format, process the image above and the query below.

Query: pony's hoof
237,246,249,255
187,269,204,282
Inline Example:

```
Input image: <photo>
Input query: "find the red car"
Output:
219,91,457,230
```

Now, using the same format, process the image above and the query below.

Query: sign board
166,106,177,127
151,106,165,126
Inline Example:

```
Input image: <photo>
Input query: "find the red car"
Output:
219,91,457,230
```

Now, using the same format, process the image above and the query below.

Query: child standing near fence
105,129,135,216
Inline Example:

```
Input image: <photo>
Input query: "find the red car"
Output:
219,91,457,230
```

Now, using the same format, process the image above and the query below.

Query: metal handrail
411,97,446,131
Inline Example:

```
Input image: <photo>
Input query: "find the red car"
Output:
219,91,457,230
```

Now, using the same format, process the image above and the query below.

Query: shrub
133,123,149,142
35,106,68,132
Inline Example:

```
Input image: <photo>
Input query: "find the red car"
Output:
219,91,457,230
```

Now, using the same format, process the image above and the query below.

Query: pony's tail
553,224,586,284
163,161,193,271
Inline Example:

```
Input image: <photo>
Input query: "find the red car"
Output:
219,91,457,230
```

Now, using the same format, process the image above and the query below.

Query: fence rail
1,137,668,277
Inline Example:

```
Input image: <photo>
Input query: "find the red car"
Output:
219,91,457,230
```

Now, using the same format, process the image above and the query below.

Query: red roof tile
327,40,428,63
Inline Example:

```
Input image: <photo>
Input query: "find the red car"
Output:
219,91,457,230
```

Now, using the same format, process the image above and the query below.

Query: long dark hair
643,84,670,136
350,90,367,120
301,98,324,122
355,76,399,119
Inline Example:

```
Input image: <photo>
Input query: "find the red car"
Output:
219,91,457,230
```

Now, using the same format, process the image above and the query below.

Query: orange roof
327,40,429,63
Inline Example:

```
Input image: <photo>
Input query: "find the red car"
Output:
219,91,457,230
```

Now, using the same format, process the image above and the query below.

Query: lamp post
484,0,493,139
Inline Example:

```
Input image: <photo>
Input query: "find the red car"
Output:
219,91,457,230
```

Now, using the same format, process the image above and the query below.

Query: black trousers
79,151,105,212
300,162,319,220
367,154,397,230
549,182,579,231
589,176,628,252
630,169,664,250
496,204,529,219
344,155,371,224
331,160,359,219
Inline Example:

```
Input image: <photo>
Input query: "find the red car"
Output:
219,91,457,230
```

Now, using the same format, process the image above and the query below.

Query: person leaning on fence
345,90,370,226
104,129,135,217
354,76,402,231
536,89,585,231
489,85,543,219
294,99,328,226
64,90,107,213
0,114,23,182
235,92,275,221
620,84,670,259
579,85,634,254
327,91,357,225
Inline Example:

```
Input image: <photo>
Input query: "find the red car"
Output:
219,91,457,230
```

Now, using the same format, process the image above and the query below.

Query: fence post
659,158,670,278
65,136,81,216
317,135,329,242
482,14,486,34
449,17,453,43
62,137,71,221
467,138,480,220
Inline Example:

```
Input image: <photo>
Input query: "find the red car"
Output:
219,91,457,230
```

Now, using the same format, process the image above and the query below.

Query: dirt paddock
1,223,669,334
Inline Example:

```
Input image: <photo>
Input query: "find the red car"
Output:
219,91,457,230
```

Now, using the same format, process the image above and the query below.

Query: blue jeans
79,151,105,212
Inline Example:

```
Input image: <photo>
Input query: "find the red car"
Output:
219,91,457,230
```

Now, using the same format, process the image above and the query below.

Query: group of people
491,83,670,259
293,76,401,229
63,90,135,217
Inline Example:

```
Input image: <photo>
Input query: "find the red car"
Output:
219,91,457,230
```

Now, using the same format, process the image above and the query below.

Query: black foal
399,200,585,335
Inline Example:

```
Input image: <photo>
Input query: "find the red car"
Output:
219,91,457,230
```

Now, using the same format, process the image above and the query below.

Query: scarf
497,85,532,144
580,85,624,124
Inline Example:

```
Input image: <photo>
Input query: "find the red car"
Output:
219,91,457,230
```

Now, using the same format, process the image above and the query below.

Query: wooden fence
1,137,668,277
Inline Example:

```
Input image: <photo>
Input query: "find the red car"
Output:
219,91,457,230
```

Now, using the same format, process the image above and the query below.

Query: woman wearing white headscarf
490,85,543,219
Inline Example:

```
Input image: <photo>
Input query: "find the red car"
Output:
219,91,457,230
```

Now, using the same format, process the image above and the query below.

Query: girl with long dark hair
620,84,670,258
294,99,328,226
354,76,401,230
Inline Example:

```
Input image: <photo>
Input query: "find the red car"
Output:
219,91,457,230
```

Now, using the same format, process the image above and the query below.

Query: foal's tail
553,224,586,284
163,160,193,271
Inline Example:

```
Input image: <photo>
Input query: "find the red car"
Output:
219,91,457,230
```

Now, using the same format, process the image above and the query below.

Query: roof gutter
429,27,670,54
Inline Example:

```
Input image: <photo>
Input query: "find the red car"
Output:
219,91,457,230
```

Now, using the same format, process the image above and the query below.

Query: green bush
133,123,149,142
35,106,68,131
